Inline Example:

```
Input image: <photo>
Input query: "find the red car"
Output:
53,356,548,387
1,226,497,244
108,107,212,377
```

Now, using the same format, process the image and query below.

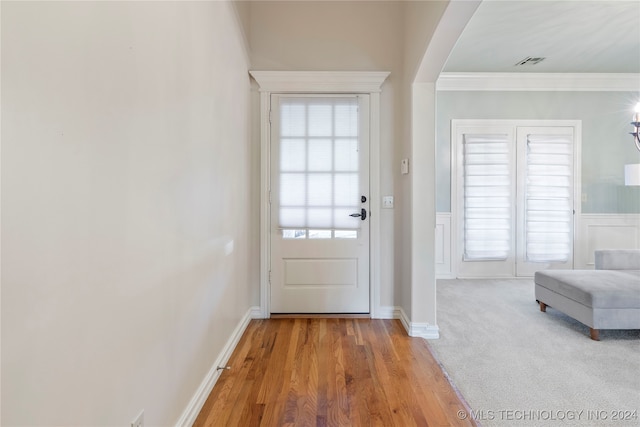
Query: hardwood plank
326,319,351,426
193,320,263,427
194,319,479,427
301,320,319,426
259,320,295,426
368,320,427,427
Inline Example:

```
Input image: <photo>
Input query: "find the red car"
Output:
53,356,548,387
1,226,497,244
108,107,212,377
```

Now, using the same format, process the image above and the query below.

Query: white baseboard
175,305,260,427
398,307,411,334
381,306,440,340
250,306,263,319
398,307,440,339
376,305,400,319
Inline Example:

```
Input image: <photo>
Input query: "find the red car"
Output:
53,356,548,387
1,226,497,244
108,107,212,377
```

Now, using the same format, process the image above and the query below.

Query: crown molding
437,72,640,92
249,71,390,93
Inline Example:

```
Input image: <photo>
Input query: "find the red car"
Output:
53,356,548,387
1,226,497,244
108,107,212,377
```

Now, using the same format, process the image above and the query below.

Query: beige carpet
428,279,640,427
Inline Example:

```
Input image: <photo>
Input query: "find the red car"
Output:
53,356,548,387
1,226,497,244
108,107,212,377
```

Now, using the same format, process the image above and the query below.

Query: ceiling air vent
514,57,546,66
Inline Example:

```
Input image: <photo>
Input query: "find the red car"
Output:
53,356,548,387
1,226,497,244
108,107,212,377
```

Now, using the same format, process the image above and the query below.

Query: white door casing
250,71,389,318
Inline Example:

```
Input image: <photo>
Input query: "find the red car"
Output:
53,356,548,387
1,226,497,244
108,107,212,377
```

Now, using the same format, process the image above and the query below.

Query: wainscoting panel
437,212,640,275
435,213,453,278
575,214,640,268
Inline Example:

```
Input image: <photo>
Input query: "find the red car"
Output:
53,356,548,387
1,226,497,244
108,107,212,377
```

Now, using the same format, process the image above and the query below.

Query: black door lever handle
349,208,367,220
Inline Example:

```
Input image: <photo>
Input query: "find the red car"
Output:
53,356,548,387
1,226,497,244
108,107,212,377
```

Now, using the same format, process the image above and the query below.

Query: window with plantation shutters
463,134,512,261
454,120,579,278
524,134,573,263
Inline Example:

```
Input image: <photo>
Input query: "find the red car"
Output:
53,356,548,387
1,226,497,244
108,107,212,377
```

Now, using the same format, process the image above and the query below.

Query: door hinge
268,270,271,284
269,109,272,124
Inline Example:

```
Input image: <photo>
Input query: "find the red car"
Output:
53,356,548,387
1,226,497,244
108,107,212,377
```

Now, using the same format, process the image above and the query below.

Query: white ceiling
443,0,640,73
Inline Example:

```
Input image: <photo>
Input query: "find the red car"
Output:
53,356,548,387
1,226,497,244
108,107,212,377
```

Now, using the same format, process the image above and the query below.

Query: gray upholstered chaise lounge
534,250,640,340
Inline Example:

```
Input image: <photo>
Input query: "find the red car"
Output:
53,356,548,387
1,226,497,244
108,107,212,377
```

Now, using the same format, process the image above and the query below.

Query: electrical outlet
131,410,144,427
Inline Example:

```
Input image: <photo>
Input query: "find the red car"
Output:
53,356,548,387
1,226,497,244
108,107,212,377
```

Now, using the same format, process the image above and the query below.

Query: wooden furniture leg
590,328,600,341
539,301,547,312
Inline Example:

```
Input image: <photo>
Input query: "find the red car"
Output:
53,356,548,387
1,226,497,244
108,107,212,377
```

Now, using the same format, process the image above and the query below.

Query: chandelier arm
632,121,640,152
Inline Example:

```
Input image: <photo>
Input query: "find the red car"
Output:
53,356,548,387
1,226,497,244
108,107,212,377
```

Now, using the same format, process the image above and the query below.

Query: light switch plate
401,158,409,175
382,196,394,209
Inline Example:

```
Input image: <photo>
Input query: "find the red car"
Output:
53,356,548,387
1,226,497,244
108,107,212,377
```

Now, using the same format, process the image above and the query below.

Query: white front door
270,94,370,313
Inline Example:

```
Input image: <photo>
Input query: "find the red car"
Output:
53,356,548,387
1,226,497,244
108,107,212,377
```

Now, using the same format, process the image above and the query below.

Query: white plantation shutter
278,97,361,230
525,134,573,262
463,134,512,260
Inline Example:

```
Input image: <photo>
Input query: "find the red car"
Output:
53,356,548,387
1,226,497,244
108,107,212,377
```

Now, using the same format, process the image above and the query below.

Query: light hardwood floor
194,318,477,426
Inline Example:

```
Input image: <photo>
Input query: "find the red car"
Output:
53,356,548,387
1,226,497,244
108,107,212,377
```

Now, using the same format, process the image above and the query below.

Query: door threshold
270,313,370,319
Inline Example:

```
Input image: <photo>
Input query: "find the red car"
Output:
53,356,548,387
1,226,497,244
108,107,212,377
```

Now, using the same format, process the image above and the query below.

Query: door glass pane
335,104,358,136
308,104,333,136
281,139,306,171
280,208,306,228
280,174,306,206
309,230,332,239
283,229,307,239
281,103,305,136
278,97,361,231
335,139,359,171
308,208,333,229
334,230,358,239
334,174,359,206
308,139,332,171
308,174,332,206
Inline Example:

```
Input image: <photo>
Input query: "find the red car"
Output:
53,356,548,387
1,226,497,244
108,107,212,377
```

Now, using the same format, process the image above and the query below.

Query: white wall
401,0,479,331
1,1,255,425
396,0,449,320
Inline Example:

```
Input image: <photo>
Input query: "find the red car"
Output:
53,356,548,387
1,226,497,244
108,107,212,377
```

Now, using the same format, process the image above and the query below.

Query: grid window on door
279,97,360,239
